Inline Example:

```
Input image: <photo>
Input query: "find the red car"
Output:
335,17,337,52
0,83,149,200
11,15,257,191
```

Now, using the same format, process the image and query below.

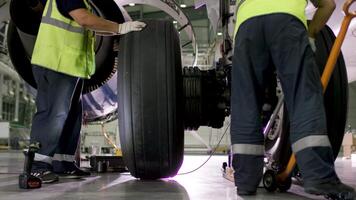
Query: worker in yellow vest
25,0,145,183
231,0,356,198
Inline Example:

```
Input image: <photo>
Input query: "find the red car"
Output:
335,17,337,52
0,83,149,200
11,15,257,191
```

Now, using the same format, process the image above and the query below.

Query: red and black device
19,142,42,189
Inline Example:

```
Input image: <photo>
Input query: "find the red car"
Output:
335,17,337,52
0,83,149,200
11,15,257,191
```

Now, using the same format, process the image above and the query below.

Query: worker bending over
230,0,356,199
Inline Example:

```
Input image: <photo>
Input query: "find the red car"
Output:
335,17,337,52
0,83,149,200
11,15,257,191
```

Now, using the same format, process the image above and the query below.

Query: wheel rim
264,175,273,187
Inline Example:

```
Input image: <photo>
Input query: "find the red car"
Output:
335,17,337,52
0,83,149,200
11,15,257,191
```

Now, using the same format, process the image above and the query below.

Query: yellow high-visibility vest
31,0,95,79
234,0,308,38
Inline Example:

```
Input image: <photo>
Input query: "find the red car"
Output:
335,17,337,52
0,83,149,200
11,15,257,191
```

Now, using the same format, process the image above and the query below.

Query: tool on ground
267,0,356,194
87,123,126,173
222,161,235,182
19,142,42,189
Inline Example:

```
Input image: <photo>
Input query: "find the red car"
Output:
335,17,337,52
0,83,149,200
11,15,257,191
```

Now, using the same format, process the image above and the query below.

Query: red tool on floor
19,142,42,189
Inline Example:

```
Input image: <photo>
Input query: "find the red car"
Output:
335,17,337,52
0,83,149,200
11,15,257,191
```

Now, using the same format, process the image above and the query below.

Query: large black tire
118,20,184,179
7,0,123,93
6,21,37,87
271,25,348,170
315,25,348,158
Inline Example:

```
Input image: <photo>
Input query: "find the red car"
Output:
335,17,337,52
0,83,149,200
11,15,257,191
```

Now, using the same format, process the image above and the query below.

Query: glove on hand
309,37,316,52
118,21,146,35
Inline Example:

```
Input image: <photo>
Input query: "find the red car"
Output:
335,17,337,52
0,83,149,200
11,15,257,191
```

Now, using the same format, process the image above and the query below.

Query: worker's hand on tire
309,37,316,52
118,21,146,35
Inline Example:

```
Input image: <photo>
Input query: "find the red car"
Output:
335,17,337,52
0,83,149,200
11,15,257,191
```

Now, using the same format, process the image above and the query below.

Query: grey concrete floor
0,152,355,200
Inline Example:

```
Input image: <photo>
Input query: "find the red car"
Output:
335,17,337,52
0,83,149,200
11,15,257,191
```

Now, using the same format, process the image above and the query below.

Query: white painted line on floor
99,175,135,191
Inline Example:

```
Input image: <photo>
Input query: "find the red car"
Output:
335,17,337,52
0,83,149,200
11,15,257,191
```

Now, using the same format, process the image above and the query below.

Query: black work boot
31,170,59,183
31,161,59,183
53,161,90,179
305,180,356,200
232,154,263,196
57,169,90,179
237,188,257,196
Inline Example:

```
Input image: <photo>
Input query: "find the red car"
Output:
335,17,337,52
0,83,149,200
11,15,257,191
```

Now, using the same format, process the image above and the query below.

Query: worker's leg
267,13,338,185
52,79,89,177
231,16,271,194
268,14,354,197
30,65,80,169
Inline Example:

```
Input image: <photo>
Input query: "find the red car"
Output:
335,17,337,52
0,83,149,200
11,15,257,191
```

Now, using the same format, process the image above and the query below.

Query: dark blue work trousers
30,65,83,165
231,14,338,191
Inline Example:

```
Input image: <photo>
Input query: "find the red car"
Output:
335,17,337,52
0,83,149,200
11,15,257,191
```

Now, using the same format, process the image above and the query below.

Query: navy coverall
230,14,339,192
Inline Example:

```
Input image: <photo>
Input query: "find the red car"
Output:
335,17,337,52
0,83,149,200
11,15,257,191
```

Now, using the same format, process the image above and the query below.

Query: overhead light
129,3,135,6
173,21,178,24
180,4,187,8
217,32,223,36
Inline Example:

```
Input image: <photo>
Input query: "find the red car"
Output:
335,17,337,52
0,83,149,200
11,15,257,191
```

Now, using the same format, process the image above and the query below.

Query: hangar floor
0,152,355,200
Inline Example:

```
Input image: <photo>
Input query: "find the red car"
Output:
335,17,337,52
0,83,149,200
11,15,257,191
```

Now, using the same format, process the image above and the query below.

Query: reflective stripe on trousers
53,154,75,162
232,144,264,155
292,135,331,153
34,153,52,164
35,153,75,164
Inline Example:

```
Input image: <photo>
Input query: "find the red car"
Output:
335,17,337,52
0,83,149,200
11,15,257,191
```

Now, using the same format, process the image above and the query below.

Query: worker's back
234,0,308,37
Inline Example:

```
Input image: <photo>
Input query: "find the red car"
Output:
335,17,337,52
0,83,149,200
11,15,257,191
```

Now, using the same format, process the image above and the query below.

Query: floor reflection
0,153,354,200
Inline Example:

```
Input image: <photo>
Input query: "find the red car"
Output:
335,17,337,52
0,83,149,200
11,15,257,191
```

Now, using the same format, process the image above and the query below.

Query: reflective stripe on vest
41,0,85,34
31,0,95,79
233,0,308,38
232,144,264,155
292,135,331,153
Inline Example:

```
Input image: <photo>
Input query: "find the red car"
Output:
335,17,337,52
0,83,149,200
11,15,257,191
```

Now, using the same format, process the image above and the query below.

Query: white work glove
309,37,316,52
118,21,146,35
